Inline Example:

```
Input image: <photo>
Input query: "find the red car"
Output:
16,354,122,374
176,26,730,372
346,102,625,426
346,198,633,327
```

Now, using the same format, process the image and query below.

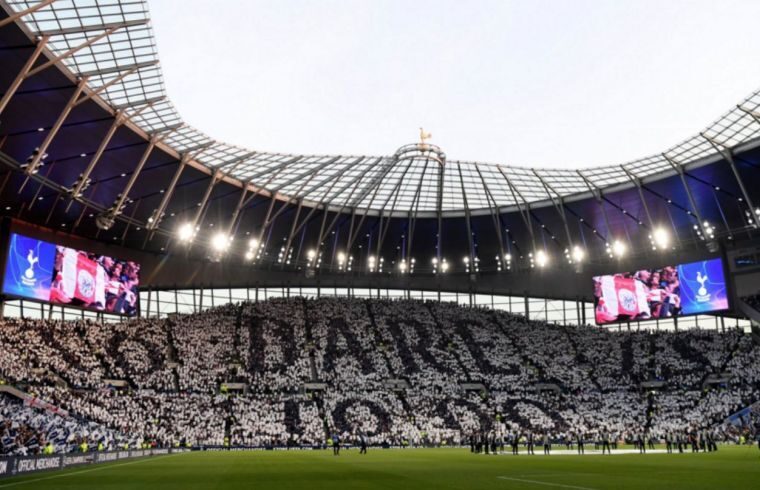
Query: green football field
1,446,759,489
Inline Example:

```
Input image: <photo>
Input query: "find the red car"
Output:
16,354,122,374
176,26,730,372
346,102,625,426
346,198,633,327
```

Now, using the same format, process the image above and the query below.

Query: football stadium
1,1,760,488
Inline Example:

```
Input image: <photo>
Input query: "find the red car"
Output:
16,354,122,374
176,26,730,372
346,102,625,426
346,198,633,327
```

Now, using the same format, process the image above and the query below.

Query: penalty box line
498,476,598,490
0,452,183,488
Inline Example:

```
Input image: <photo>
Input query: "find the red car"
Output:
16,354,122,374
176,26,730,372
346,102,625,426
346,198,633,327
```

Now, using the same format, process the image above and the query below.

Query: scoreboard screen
2,233,140,316
592,258,728,325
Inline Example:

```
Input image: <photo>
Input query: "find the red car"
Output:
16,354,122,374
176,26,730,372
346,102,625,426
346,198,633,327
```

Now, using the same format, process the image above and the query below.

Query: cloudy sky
150,0,760,168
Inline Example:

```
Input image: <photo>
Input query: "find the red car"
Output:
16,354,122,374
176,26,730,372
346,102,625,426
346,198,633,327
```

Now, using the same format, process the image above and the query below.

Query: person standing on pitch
665,432,673,454
543,432,551,455
602,429,611,455
527,432,535,455
359,433,367,455
638,432,646,454
511,432,519,455
577,432,584,455
332,434,340,456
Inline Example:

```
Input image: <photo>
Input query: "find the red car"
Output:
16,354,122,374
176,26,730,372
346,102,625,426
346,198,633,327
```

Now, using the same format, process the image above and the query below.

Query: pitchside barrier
0,447,190,479
194,445,466,451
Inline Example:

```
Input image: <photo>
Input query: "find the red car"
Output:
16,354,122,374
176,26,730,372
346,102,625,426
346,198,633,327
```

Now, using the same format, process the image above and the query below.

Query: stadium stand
1,297,758,454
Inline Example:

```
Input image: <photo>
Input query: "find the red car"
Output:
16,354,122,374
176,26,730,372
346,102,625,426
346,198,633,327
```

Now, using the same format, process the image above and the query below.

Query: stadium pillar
19,299,23,318
673,316,679,332
255,287,259,303
175,289,180,315
192,288,197,312
575,300,579,325
0,298,4,318
199,285,204,311
146,288,152,317
581,302,586,325
720,316,726,333
524,294,529,321
563,300,567,324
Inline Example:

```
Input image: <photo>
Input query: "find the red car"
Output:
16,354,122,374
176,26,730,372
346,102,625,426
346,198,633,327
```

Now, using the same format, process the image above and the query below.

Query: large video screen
2,233,140,316
593,258,728,325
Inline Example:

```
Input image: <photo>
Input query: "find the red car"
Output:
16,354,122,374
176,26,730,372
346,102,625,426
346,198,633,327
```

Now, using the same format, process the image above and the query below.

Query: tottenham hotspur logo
695,271,710,303
21,249,38,286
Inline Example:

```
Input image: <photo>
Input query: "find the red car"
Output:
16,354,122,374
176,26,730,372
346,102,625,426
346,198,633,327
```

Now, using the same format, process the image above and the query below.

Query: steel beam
146,143,214,231
701,132,759,226
0,35,49,117
474,164,507,265
374,157,415,260
74,61,157,107
0,0,56,29
404,156,431,263
662,153,708,235
456,162,476,266
20,76,89,186
496,165,536,251
533,170,574,249
31,18,148,37
26,25,130,78
65,100,159,211
107,135,160,218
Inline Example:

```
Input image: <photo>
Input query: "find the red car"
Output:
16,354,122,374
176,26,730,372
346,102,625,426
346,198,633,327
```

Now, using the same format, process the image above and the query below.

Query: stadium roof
2,0,760,275
4,0,760,218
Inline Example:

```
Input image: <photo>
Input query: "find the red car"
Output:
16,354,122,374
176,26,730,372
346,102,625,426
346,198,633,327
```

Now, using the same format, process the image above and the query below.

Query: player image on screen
49,246,140,316
593,266,682,325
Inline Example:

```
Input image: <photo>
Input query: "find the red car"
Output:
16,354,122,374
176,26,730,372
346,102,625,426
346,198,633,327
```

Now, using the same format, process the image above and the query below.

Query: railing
0,447,189,479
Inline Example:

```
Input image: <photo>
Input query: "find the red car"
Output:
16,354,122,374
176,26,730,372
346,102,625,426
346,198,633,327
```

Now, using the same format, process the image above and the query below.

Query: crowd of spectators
1,297,758,454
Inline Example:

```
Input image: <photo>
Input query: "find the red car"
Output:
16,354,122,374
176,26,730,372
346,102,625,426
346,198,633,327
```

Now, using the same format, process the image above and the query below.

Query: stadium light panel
572,246,585,262
177,222,195,242
535,250,548,267
652,227,670,249
211,232,231,252
612,240,627,257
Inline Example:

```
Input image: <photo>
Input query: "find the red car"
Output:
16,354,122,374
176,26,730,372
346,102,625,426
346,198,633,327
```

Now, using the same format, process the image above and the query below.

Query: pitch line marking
498,476,599,490
0,453,180,488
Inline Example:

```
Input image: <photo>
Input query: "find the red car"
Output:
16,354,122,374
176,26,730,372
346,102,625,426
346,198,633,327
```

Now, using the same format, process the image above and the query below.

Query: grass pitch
1,446,758,489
